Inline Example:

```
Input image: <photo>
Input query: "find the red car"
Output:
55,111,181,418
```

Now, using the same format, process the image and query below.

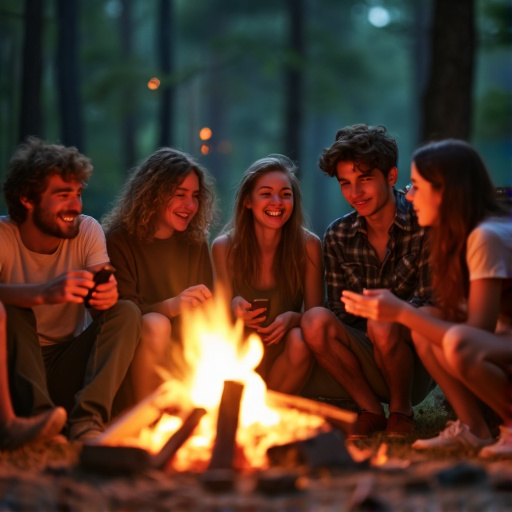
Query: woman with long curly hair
212,154,323,394
342,139,511,457
102,148,216,402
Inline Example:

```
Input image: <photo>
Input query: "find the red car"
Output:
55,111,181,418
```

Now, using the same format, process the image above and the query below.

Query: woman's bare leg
129,312,172,403
413,329,492,440
266,327,313,394
443,325,512,423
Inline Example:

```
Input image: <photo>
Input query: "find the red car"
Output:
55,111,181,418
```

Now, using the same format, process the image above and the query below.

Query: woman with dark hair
212,155,323,394
342,139,511,456
102,148,216,402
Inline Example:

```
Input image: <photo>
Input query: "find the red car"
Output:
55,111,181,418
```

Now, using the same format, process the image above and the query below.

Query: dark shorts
300,322,434,406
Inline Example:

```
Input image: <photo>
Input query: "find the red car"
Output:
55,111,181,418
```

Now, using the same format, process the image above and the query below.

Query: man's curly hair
102,147,216,243
3,137,92,223
318,124,398,178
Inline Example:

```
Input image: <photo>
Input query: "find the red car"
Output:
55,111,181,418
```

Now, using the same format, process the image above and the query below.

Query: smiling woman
101,148,217,404
341,139,512,456
212,154,324,395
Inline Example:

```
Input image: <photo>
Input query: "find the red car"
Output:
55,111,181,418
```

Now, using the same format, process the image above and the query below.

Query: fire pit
80,292,357,477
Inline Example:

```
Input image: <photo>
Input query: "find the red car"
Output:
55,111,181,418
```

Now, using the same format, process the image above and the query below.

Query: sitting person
301,124,433,439
342,139,511,456
212,154,324,394
0,300,67,450
103,148,216,402
0,137,141,442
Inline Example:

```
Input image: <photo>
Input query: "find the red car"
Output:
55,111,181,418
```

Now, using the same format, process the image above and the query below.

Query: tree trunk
19,0,44,143
284,0,304,167
421,0,475,142
119,0,136,171
158,0,175,148
56,0,83,149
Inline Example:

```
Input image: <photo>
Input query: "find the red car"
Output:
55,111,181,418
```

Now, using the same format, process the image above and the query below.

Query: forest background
0,0,510,238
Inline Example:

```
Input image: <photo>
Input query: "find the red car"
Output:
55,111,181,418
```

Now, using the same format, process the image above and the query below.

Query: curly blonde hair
102,148,216,243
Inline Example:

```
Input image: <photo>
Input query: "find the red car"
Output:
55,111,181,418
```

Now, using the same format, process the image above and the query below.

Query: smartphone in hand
84,264,116,308
251,298,270,317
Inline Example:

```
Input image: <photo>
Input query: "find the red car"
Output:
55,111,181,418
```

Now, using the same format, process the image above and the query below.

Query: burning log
152,407,207,470
265,390,357,435
91,382,177,445
80,407,206,474
207,380,244,471
200,380,244,492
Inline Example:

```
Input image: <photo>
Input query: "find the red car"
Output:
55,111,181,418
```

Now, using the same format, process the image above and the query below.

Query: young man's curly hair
3,137,92,224
318,124,398,178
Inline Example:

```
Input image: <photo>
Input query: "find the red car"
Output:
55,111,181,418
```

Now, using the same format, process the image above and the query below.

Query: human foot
0,406,67,450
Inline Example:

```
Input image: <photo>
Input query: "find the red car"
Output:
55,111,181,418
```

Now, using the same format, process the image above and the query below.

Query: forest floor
0,387,510,511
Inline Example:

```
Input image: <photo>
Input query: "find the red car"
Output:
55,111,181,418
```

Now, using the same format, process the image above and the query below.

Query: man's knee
367,319,407,352
102,300,142,347
4,305,38,351
107,300,141,325
5,305,36,328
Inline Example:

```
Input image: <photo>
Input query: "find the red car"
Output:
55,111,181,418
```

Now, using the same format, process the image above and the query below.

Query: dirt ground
0,434,510,511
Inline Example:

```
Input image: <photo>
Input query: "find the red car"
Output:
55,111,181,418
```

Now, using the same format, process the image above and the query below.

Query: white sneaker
479,425,512,458
412,420,493,450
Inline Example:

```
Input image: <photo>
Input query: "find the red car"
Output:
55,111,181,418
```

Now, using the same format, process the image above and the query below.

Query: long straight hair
412,139,507,320
225,154,307,298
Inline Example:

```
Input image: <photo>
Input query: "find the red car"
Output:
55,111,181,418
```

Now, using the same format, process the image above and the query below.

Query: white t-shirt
0,215,109,345
466,215,512,332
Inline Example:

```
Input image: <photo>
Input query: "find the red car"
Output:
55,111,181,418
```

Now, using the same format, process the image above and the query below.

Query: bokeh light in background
147,77,161,90
368,7,391,27
199,127,212,141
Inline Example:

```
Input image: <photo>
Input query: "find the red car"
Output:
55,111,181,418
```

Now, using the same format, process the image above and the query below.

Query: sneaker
385,411,415,438
348,410,387,440
68,420,104,443
479,425,512,458
0,406,67,451
412,420,493,450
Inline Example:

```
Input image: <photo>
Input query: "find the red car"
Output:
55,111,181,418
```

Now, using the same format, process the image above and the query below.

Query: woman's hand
257,311,299,345
341,288,405,323
231,296,267,329
167,285,212,316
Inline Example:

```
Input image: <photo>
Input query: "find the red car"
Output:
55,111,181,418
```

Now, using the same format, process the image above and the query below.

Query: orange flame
122,289,328,472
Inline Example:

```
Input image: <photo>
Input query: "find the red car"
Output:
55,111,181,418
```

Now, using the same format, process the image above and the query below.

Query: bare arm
146,285,212,318
303,232,324,311
341,277,503,347
0,270,96,308
212,234,267,328
212,235,234,299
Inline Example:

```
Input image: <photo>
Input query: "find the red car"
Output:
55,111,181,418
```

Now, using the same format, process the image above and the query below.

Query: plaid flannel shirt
324,189,431,328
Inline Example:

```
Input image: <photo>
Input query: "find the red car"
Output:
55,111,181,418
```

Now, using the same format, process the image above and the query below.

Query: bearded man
0,137,141,442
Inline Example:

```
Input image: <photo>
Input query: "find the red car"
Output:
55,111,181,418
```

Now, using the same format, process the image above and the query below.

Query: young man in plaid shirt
301,124,433,439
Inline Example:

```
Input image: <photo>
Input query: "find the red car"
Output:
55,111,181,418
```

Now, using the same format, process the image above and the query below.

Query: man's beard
32,206,81,239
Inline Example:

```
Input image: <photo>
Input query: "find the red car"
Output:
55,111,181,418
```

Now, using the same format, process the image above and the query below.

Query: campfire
81,291,357,475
